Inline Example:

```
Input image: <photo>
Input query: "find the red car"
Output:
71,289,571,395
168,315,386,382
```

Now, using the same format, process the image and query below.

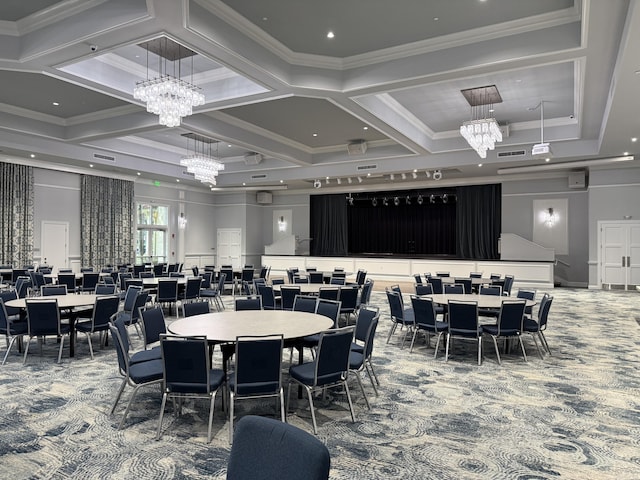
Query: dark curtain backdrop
456,184,501,259
347,200,456,255
310,194,348,256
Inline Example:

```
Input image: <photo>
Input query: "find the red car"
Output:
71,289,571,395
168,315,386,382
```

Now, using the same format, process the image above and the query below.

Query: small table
6,294,99,357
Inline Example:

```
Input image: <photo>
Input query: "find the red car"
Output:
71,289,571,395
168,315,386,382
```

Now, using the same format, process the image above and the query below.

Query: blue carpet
0,288,639,479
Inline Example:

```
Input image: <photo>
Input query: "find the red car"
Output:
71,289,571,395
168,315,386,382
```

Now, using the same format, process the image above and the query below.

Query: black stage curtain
347,198,456,255
310,194,348,256
455,184,501,259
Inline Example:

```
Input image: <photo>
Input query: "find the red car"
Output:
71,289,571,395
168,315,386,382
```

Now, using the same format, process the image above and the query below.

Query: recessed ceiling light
176,179,180,182
545,158,551,162
363,126,368,130
242,182,246,186
478,163,483,167
413,169,417,173
312,133,318,137
433,17,439,21
262,17,268,21
30,154,35,158
137,172,141,176
488,108,494,113
228,144,232,147
326,176,329,180
280,179,284,183
52,102,59,106
367,173,371,177
632,137,638,142
89,164,94,168
327,31,334,39
624,151,629,155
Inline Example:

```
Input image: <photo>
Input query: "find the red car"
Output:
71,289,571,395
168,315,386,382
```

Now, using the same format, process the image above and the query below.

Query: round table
6,294,100,357
168,310,333,343
426,293,535,309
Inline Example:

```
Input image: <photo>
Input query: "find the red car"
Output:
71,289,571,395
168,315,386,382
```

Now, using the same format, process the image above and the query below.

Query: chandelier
460,85,503,158
133,38,205,128
180,134,225,185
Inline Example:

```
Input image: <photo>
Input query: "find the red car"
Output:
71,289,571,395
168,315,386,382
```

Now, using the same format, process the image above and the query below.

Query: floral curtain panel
81,175,134,268
0,162,34,267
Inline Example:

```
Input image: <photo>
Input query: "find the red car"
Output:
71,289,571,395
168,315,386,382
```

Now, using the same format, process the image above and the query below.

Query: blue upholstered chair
445,300,482,365
482,299,527,364
75,295,120,359
410,295,448,358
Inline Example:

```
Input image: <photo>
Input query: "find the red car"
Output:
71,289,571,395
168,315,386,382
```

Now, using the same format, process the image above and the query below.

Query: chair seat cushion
130,346,161,365
523,318,540,332
349,351,364,369
75,320,109,333
417,321,448,332
128,358,164,383
450,327,482,337
2,322,28,335
200,289,218,298
289,362,315,384
170,369,225,394
350,342,364,354
482,324,519,336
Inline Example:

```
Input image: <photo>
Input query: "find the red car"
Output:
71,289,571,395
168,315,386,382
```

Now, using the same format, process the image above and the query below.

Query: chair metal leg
207,390,216,443
23,336,32,364
386,323,397,344
86,333,94,359
530,333,544,359
477,336,482,366
518,336,528,362
279,388,286,422
433,332,443,359
305,385,318,435
364,362,379,395
444,333,451,362
539,331,551,354
57,335,65,363
156,392,168,440
229,391,235,444
2,336,19,365
409,328,419,352
491,336,501,365
352,371,370,409
343,381,356,423
110,378,128,414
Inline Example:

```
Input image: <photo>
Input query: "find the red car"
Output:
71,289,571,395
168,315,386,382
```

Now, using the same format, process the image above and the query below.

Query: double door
600,221,640,289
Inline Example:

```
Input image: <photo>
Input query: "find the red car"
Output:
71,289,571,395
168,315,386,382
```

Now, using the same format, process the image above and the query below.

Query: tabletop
6,294,100,309
440,277,491,285
273,283,352,295
426,294,535,309
168,310,333,343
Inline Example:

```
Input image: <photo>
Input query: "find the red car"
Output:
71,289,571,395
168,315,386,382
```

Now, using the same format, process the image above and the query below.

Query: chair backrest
153,264,165,276
293,295,318,313
355,269,367,286
132,264,145,277
315,299,341,328
503,275,515,295
183,301,210,317
141,306,167,347
338,286,359,310
309,272,324,284
410,295,438,328
102,275,115,285
490,273,501,280
235,295,263,311
15,276,31,298
30,271,46,289
0,298,11,331
516,288,536,314
11,269,27,283
305,267,317,272
91,295,120,329
191,266,199,277
413,274,423,284
139,271,155,279
0,290,19,317
183,277,202,300
160,335,211,394
228,415,330,480
125,278,143,290
122,285,143,313
479,285,502,296
360,313,379,360
241,268,255,282
447,300,479,336
42,284,68,296
217,272,227,292
470,272,483,278
329,276,345,285
26,299,61,336
259,266,269,279
318,287,339,301
444,284,464,295
455,278,473,294
354,305,379,343
359,279,374,306
157,279,178,301
314,327,354,387
81,272,100,290
200,271,213,289
131,291,149,322
169,272,185,278
496,299,527,334
109,318,131,375
257,285,276,310
221,268,234,284
415,283,434,295
385,289,405,322
537,294,553,329
428,277,443,294
95,284,116,295
80,267,94,273
436,271,450,277
118,272,132,291
280,286,301,310
271,278,285,286
233,335,283,396
293,275,308,284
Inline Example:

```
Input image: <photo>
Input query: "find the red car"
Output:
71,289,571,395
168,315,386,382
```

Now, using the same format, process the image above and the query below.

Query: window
136,203,169,264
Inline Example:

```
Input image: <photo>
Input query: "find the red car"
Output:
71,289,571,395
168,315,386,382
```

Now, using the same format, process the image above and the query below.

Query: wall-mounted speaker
568,170,586,189
256,191,272,204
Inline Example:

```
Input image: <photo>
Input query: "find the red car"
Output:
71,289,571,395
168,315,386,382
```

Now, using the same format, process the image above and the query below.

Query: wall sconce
544,207,556,227
178,212,187,229
277,215,287,232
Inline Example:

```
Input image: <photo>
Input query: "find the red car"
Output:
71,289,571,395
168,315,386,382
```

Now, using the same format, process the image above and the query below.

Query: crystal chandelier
133,38,205,128
180,134,225,185
460,85,503,159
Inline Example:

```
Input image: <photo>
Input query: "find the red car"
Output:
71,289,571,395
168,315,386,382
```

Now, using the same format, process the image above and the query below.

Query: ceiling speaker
347,141,367,155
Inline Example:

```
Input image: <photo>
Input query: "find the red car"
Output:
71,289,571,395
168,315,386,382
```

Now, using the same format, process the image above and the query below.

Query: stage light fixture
443,194,448,203
417,194,424,205
372,197,377,206
383,197,389,206
393,196,400,206
430,194,436,204
405,195,411,205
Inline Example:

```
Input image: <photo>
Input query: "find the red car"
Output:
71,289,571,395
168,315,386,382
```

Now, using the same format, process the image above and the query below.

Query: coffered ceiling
0,0,638,194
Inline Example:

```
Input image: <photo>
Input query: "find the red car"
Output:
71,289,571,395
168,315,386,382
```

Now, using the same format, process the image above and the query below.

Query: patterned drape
0,162,34,267
81,175,134,268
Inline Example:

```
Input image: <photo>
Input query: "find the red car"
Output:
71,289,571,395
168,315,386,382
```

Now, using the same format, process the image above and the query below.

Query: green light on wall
153,180,161,186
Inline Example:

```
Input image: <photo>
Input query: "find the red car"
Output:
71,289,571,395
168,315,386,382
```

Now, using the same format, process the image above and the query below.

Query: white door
217,228,242,269
599,221,640,289
41,221,69,273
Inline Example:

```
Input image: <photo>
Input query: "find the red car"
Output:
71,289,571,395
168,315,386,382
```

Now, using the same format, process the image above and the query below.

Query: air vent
357,164,377,171
182,171,195,177
251,174,267,179
497,150,526,158
93,153,115,162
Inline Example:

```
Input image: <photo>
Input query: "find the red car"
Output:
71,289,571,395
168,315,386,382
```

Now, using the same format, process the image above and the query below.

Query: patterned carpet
1,288,640,479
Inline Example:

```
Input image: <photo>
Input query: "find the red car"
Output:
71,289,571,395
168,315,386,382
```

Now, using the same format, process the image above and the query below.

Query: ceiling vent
347,140,367,155
497,150,526,158
93,153,115,162
356,164,377,171
251,174,267,179
244,152,263,165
